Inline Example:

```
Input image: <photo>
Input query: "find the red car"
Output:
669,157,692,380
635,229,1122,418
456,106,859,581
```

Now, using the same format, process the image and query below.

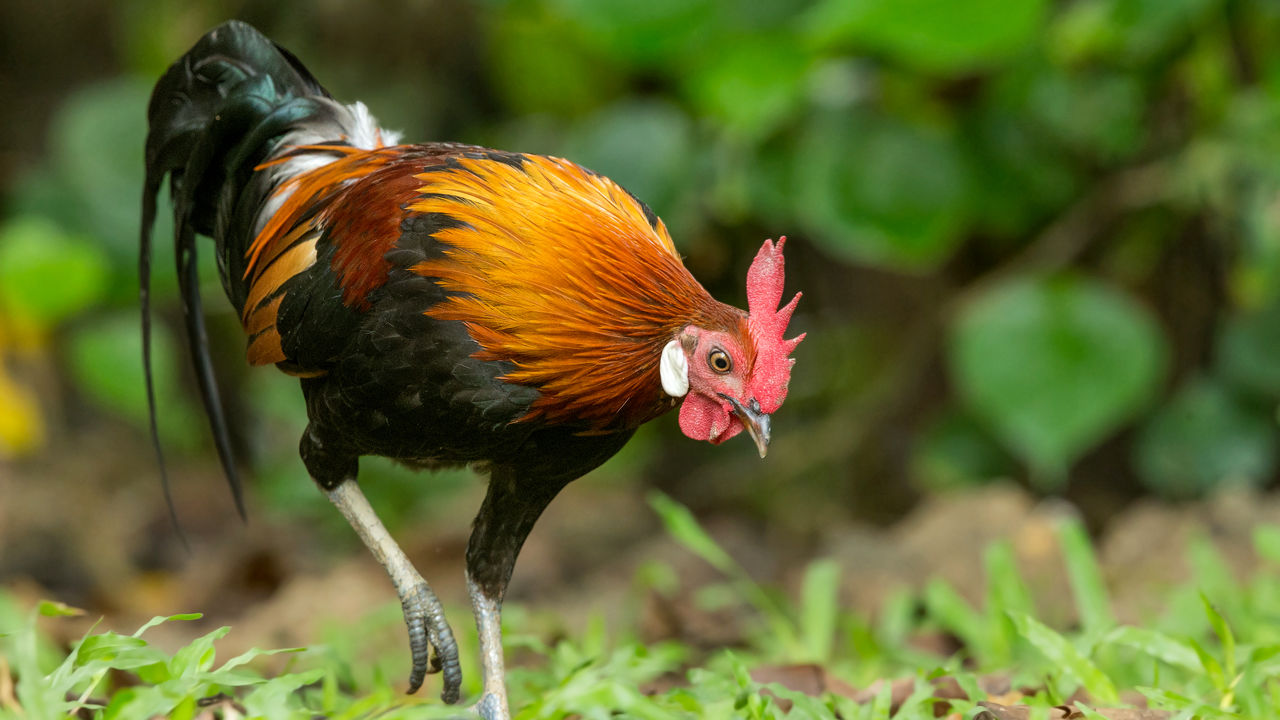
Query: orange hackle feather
409,155,746,429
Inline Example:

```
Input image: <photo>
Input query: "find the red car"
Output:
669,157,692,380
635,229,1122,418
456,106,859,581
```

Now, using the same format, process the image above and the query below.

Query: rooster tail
141,20,390,524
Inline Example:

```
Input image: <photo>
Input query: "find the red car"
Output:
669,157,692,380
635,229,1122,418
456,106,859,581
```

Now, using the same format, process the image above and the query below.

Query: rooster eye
708,349,732,374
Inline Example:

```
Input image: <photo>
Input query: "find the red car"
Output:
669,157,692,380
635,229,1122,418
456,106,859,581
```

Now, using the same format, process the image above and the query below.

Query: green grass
4,495,1280,718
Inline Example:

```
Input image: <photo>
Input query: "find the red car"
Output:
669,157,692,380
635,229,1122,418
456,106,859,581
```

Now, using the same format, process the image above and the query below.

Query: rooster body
143,21,801,717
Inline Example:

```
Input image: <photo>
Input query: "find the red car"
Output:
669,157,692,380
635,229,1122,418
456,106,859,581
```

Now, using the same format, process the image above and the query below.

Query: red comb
746,237,804,413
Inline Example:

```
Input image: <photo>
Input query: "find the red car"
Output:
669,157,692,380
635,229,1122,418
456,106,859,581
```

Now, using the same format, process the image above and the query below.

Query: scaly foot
401,581,461,701
474,691,509,720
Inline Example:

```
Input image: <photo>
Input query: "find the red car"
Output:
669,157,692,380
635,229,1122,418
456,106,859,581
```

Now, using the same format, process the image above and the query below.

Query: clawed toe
401,582,462,703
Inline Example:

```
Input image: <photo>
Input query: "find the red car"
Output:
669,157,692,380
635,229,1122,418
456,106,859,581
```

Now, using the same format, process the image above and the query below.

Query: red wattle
678,393,745,445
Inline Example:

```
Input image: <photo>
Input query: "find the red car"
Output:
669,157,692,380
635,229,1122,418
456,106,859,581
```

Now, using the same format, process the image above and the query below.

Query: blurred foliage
951,273,1166,486
6,497,1280,716
4,0,1280,516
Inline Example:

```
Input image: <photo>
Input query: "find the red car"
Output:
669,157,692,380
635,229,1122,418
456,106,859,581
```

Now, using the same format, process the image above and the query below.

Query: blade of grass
1057,516,1114,636
984,540,1034,665
132,613,201,638
984,541,1035,616
1009,611,1119,704
1200,592,1240,710
648,491,738,576
876,587,917,654
1187,637,1225,694
1200,593,1236,681
1189,536,1245,636
648,491,801,656
1102,626,1200,672
923,580,987,661
799,558,840,663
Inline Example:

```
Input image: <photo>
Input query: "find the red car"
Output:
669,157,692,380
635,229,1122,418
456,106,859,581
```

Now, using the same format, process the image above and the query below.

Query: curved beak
722,395,771,458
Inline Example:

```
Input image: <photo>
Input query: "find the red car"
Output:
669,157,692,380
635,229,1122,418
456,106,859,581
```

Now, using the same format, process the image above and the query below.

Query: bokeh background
5,0,1280,673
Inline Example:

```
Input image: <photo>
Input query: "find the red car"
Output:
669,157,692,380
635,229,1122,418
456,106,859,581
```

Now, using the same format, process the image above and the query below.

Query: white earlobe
660,339,689,397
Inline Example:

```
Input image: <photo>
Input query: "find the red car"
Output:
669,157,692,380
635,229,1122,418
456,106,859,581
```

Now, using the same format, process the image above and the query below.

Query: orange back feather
241,146,400,364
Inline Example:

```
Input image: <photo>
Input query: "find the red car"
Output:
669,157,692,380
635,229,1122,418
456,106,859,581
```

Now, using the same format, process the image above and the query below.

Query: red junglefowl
141,20,803,719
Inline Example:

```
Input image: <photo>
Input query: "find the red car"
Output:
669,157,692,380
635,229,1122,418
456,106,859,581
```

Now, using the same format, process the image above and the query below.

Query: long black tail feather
176,205,247,520
141,20,336,524
140,174,191,545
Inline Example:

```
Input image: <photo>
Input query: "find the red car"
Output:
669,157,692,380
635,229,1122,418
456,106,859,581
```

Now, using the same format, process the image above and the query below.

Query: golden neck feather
408,154,744,429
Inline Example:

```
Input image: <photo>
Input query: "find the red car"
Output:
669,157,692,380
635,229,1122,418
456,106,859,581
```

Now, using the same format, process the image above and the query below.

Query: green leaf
1050,0,1223,65
560,99,694,225
65,311,201,447
1057,516,1115,636
167,626,230,678
1134,377,1277,497
217,645,305,675
1026,68,1146,161
1137,687,1232,718
102,683,190,720
950,273,1166,481
910,408,1015,491
50,78,156,261
1103,626,1201,672
240,669,325,718
795,110,971,271
964,94,1080,238
487,5,622,116
804,0,1048,72
36,600,84,618
683,35,811,138
133,613,202,638
554,0,721,67
75,633,146,663
1218,299,1280,399
0,216,109,328
1009,611,1119,704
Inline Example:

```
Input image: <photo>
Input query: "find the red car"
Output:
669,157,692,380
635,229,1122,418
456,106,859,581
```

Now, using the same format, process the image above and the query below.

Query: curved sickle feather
173,134,248,521
141,173,190,549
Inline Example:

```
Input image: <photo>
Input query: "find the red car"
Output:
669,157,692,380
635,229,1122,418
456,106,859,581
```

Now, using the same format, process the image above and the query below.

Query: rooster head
661,237,804,457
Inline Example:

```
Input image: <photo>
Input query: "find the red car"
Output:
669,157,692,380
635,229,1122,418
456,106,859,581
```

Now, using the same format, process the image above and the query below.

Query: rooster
142,20,802,719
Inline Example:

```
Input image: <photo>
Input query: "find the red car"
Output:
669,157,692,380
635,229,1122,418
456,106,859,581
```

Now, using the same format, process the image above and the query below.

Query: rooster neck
406,153,744,430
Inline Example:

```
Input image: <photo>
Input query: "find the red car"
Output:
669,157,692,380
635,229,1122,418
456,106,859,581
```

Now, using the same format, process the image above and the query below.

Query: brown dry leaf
845,674,1015,717
750,664,860,711
984,689,1026,705
751,664,858,697
977,702,1173,720
977,704,1070,720
750,670,1027,717
849,676,918,707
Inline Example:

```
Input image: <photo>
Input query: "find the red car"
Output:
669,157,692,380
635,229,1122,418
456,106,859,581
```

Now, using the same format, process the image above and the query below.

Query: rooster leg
468,572,508,720
326,479,463,703
465,468,568,720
